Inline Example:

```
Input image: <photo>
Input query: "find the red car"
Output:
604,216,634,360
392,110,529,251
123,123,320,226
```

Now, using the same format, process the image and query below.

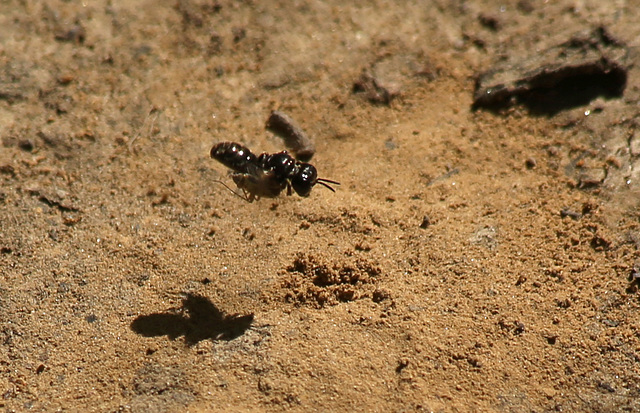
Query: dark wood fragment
265,110,315,161
352,71,398,106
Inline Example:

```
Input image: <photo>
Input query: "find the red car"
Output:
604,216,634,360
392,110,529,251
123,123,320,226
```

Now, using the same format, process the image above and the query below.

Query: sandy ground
2,0,640,411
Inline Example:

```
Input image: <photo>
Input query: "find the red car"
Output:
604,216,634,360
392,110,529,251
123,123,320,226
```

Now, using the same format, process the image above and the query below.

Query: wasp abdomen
210,142,257,173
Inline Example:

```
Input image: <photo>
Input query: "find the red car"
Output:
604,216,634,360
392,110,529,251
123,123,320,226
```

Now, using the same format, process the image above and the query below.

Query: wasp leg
240,188,257,203
213,179,252,202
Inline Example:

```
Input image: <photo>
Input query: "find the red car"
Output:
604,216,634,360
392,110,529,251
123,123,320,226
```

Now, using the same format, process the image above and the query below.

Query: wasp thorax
259,152,296,180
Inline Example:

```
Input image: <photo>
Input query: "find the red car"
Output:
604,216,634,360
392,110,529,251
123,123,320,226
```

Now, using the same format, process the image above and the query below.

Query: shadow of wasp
130,293,254,346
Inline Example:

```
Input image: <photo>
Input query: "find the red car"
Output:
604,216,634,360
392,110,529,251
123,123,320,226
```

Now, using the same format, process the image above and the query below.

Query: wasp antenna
317,180,338,192
318,178,340,185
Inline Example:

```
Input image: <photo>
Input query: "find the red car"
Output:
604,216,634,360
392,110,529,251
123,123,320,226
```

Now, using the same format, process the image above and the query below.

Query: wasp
210,141,339,202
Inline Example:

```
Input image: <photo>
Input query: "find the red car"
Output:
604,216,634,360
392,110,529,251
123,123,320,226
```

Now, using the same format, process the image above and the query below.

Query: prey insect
210,141,339,202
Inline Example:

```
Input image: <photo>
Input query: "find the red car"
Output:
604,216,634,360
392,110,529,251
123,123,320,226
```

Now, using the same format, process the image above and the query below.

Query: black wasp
210,141,339,202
